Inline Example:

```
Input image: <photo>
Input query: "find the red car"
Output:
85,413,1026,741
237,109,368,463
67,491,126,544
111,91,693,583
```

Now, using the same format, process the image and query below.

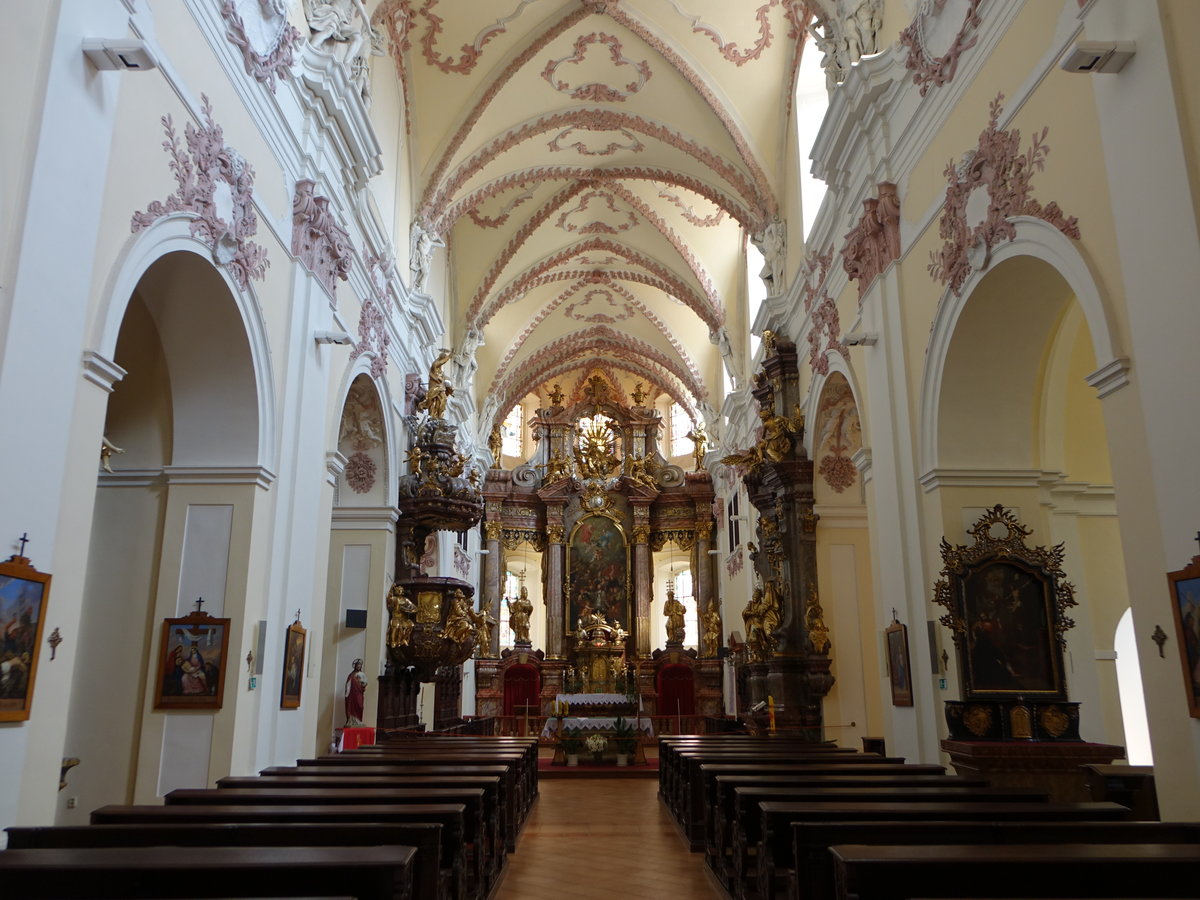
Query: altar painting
567,515,629,632
962,560,1059,696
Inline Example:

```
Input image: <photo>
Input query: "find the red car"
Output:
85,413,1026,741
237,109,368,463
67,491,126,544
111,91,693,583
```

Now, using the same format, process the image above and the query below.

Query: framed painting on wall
154,608,231,710
885,619,913,707
280,617,306,709
1167,553,1200,718
0,552,51,722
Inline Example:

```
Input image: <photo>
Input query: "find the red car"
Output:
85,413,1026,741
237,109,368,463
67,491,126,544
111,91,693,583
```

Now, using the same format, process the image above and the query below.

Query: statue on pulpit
701,602,722,657
507,586,533,645
742,586,765,662
386,582,416,648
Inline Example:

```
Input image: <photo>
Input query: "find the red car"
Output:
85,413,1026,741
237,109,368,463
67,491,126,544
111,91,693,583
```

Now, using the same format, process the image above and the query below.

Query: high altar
473,376,724,720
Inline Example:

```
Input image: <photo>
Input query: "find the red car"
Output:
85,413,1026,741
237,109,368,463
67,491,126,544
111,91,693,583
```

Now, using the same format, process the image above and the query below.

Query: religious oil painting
885,620,913,707
280,619,306,710
961,560,1060,698
154,610,231,710
1168,569,1200,718
0,555,51,722
567,515,629,633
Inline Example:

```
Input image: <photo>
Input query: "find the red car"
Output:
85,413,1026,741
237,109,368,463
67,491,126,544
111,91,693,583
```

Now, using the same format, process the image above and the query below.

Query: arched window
794,32,830,241
670,402,691,457
501,405,523,458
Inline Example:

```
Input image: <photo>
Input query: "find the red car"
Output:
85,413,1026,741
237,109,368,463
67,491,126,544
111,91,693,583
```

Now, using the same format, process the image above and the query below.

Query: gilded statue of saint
443,589,474,646
470,605,496,656
685,425,707,472
416,347,454,420
742,587,764,662
386,582,416,648
701,602,722,658
488,424,503,466
507,586,533,644
664,588,686,645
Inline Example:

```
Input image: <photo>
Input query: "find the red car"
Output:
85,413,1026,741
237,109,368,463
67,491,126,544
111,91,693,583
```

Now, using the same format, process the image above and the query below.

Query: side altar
472,376,724,724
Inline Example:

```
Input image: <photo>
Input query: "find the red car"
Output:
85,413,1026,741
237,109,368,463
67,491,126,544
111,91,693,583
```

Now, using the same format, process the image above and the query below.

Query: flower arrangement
585,734,608,755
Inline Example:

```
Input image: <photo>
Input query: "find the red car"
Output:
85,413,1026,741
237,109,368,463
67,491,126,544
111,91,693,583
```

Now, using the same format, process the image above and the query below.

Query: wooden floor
494,778,723,900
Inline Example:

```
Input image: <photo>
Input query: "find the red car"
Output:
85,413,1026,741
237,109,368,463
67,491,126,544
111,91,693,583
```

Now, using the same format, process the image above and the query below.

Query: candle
768,695,776,734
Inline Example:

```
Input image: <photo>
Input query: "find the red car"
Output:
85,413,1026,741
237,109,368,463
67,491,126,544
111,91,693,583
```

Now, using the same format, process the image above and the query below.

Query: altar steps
537,756,659,779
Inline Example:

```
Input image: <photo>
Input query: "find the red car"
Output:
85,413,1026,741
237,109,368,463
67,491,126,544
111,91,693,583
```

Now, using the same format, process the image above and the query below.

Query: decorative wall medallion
548,125,645,156
963,703,992,737
350,294,390,379
658,189,725,227
841,182,901,301
666,0,778,66
814,375,862,494
898,0,984,96
344,451,377,493
131,95,269,290
1039,704,1069,738
419,534,437,573
541,32,652,102
404,372,422,416
291,179,353,295
929,94,1080,296
556,190,638,234
222,0,300,92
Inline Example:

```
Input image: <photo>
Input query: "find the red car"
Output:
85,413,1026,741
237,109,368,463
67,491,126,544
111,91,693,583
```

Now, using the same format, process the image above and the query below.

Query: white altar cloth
540,716,655,739
554,693,632,706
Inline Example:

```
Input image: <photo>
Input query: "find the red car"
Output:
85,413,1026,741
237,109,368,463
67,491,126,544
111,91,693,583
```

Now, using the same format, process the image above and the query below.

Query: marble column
545,521,565,657
633,522,651,656
483,521,503,656
694,521,714,618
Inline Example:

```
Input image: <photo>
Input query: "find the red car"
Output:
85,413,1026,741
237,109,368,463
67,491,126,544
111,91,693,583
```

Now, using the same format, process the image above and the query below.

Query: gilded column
545,519,565,657
483,520,503,657
633,520,651,656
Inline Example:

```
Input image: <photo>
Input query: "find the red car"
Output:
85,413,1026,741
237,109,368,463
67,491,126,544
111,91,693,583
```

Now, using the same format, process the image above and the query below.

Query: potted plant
560,733,582,767
612,716,637,766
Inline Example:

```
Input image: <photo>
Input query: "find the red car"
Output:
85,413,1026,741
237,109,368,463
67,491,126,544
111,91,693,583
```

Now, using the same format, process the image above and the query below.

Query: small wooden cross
294,609,302,623
194,597,206,613
1152,625,1168,658
17,532,29,557
48,627,63,660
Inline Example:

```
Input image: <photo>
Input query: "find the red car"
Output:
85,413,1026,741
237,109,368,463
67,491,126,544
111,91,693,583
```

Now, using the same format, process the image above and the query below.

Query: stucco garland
541,31,652,102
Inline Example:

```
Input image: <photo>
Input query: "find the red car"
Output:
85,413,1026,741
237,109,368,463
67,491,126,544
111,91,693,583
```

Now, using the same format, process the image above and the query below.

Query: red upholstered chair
656,662,695,718
502,663,540,717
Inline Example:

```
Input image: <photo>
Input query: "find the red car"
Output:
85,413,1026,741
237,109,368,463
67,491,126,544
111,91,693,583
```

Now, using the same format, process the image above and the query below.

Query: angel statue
416,347,453,420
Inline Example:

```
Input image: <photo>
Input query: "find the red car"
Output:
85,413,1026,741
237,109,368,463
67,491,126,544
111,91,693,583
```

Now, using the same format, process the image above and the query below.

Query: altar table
554,693,633,707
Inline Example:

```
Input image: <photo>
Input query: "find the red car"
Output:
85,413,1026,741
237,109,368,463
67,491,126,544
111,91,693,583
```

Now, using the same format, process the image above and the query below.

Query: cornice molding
331,505,401,530
163,465,277,489
81,351,128,393
1085,356,1132,400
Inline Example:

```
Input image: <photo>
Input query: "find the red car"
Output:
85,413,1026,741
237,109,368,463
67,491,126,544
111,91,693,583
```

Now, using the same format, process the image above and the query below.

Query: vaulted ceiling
374,0,814,432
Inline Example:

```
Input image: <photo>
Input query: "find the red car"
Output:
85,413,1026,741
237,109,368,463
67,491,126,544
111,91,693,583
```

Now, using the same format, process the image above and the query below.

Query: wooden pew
790,820,1200,900
0,844,417,900
750,801,1131,900
90,804,467,900
217,773,517,853
725,786,1049,896
163,787,492,898
830,842,1200,899
689,763,951,854
7,822,447,900
706,774,986,881
352,736,539,800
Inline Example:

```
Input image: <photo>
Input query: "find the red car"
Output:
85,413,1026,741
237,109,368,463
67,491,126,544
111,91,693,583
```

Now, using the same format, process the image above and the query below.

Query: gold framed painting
1168,554,1200,718
885,620,913,707
0,554,51,722
154,610,231,710
280,618,306,709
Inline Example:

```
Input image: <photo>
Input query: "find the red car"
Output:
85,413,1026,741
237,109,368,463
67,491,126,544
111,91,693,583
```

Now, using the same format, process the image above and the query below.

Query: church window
728,494,741,552
501,405,523,458
670,403,691,457
794,32,830,241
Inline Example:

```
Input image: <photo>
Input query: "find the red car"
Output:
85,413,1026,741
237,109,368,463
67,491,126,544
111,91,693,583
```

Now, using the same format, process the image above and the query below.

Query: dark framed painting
960,559,1062,699
0,554,51,722
566,514,630,633
1167,556,1200,718
154,610,231,710
885,620,913,707
280,619,306,709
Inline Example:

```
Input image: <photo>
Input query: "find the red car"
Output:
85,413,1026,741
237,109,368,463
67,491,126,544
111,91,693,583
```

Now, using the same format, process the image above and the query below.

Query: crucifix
194,597,206,614
17,532,29,558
